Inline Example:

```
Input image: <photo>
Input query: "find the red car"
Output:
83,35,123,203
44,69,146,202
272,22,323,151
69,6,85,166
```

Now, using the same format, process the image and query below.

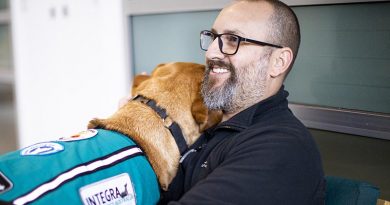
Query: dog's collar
132,95,188,155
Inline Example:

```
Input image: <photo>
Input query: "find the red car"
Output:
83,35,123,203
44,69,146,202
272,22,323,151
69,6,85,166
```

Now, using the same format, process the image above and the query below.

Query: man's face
201,1,274,113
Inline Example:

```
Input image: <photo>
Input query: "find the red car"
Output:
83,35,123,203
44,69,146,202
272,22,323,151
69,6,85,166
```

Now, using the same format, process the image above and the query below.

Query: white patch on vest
79,173,136,205
59,129,98,142
20,142,64,156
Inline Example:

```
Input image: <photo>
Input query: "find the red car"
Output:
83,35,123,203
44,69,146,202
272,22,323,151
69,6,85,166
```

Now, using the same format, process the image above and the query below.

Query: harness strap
133,95,188,155
167,122,188,155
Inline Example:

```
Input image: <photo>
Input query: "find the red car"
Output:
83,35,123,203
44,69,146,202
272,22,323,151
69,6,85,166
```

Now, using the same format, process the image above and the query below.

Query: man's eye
225,35,239,42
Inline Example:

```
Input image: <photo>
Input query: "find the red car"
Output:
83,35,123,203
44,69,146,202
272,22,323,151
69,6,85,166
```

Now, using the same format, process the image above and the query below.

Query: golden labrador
0,62,221,205
88,62,222,190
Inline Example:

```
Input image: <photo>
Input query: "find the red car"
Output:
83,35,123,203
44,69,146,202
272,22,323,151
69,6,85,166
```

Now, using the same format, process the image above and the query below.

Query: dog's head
131,62,222,145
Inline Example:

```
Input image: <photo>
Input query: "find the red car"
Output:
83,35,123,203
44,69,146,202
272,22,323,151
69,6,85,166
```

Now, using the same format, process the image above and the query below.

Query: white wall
11,0,130,148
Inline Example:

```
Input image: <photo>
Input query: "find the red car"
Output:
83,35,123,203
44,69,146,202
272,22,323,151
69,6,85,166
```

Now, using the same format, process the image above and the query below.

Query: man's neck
220,84,283,122
221,112,237,122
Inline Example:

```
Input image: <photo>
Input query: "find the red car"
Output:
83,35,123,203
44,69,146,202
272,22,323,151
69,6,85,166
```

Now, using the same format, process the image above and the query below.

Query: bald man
160,0,325,204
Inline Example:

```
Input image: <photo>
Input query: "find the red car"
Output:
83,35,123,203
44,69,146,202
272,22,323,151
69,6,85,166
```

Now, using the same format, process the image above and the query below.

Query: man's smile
211,67,229,74
207,65,232,88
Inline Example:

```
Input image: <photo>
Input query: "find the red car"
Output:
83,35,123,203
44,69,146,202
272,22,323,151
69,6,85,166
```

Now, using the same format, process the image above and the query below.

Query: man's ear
131,74,150,96
269,47,293,78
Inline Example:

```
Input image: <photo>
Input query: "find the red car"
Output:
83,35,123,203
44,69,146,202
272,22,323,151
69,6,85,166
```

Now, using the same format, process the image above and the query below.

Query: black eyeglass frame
200,30,283,55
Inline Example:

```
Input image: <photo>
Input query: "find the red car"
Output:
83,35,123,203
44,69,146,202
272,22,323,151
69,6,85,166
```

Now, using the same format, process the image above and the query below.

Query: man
160,0,325,204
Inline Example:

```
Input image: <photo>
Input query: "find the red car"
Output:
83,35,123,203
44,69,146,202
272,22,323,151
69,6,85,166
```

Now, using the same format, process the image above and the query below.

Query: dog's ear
191,96,222,132
131,74,150,96
191,97,208,126
155,63,166,68
202,110,223,131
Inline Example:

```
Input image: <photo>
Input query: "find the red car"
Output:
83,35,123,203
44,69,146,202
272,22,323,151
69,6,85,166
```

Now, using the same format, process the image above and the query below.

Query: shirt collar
217,85,289,129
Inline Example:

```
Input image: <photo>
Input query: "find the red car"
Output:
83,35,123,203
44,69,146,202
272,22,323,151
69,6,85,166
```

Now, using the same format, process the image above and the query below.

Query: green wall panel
131,11,219,72
287,3,390,114
130,2,390,114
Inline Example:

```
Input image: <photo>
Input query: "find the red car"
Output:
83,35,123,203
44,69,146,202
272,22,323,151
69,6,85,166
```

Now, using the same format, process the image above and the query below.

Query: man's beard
201,61,237,113
201,53,271,113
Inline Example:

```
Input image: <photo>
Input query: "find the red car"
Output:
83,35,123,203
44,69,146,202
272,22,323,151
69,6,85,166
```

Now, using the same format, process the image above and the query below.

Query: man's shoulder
227,114,320,161
243,110,310,140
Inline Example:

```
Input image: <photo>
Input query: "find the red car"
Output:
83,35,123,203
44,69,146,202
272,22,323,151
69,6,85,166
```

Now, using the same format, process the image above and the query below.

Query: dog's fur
88,62,222,190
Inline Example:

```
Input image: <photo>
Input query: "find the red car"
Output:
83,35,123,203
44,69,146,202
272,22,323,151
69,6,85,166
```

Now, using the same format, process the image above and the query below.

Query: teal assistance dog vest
0,129,159,205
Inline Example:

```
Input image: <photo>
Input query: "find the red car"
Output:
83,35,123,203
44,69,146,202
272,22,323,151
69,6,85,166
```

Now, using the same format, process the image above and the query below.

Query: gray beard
201,53,270,114
201,65,237,113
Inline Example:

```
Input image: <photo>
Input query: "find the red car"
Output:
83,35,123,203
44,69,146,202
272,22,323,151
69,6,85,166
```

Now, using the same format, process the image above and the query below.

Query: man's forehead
212,1,273,36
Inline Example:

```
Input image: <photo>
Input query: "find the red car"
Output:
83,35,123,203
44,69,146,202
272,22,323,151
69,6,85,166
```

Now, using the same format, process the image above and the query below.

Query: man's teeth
212,68,228,73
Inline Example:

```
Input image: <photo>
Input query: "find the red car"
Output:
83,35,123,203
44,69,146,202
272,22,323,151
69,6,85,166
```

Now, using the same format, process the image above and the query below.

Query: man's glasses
200,30,283,55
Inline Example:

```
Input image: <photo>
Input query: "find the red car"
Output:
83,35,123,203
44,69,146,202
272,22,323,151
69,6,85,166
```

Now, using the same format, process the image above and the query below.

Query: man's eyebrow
211,28,244,36
224,29,244,36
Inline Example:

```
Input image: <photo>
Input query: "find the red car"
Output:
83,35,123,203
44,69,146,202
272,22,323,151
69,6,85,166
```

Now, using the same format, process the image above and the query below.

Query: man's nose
205,38,225,60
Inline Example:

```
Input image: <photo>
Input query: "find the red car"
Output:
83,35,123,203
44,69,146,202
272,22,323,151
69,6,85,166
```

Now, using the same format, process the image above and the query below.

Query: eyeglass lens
200,31,214,51
200,31,239,55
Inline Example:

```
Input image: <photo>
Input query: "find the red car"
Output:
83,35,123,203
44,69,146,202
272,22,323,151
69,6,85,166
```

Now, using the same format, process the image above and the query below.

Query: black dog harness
132,95,188,155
